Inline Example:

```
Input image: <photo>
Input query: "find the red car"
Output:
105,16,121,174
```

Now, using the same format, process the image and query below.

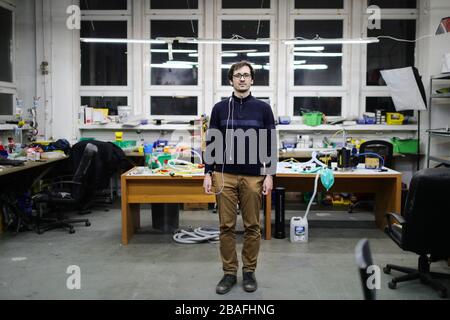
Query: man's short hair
227,60,255,81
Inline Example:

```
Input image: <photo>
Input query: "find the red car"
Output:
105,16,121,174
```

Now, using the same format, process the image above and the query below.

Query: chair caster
37,230,43,235
388,281,397,289
438,290,447,299
383,266,391,274
69,228,75,234
85,221,91,227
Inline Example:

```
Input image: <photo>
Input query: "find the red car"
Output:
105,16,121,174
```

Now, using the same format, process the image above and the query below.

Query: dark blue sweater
204,93,276,176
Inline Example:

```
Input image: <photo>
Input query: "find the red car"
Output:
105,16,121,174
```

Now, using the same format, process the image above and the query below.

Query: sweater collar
232,92,253,103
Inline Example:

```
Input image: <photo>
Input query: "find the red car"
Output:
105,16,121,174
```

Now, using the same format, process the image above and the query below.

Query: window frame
216,15,276,92
145,0,203,15
218,0,276,15
80,0,132,16
288,91,347,119
291,0,350,15
144,15,203,90
0,1,16,89
144,91,202,120
360,2,419,116
79,15,132,91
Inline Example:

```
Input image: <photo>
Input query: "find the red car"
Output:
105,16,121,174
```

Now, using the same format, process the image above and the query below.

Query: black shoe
216,274,237,294
243,272,257,292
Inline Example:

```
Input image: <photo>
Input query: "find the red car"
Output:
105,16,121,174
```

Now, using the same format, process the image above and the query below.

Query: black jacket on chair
70,140,130,190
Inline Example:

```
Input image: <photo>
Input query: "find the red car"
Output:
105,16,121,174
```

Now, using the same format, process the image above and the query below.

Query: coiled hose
173,226,220,244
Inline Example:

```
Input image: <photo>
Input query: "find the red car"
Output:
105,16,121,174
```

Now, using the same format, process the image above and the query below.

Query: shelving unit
426,73,450,167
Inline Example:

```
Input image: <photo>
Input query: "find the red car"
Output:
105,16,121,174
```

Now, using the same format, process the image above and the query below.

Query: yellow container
386,113,404,125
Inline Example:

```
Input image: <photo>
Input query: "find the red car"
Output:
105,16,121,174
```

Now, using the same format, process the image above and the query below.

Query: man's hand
204,174,213,194
262,175,273,195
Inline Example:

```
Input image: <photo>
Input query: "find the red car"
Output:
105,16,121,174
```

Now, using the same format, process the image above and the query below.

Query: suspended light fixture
284,37,379,45
80,38,166,44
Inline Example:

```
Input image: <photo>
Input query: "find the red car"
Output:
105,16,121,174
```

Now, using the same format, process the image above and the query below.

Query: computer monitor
0,92,15,124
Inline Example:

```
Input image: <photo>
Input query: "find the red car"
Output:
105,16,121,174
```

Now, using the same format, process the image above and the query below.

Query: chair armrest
44,181,81,190
385,212,405,225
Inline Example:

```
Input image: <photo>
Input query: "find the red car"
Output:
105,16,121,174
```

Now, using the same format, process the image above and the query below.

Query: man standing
203,61,276,294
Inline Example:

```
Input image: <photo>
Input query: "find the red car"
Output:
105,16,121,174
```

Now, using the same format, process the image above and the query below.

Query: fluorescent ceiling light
294,52,342,57
222,49,257,53
247,52,270,57
221,64,263,70
81,38,166,44
284,38,379,45
293,60,306,65
150,63,194,69
179,38,270,45
293,46,325,51
188,53,238,57
151,49,197,53
294,64,328,70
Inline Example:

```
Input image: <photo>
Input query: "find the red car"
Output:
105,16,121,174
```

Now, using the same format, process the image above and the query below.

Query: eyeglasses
232,73,251,79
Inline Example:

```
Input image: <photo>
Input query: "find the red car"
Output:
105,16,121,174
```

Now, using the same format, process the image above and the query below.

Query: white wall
417,0,450,167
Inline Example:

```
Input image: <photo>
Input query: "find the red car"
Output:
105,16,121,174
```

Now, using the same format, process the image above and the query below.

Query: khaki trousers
213,172,265,275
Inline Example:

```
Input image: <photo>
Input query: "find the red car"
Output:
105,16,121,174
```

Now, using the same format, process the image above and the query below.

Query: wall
417,0,450,167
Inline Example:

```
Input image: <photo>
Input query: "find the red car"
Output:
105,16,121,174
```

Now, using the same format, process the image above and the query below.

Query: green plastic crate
112,140,137,149
391,137,418,154
303,112,323,126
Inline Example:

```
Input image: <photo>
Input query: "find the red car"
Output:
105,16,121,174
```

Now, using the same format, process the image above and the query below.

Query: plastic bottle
290,216,308,243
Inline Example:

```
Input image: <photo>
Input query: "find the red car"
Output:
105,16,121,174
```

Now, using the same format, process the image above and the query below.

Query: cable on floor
172,226,220,244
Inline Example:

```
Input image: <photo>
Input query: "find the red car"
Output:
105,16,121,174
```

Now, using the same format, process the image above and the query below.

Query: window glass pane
150,20,198,85
294,97,341,116
295,0,343,9
367,20,416,86
151,96,197,116
365,97,413,116
294,20,343,86
0,6,13,83
150,0,198,9
81,96,128,116
81,21,127,86
221,20,270,86
80,0,127,10
368,0,416,9
222,0,270,9
0,93,13,116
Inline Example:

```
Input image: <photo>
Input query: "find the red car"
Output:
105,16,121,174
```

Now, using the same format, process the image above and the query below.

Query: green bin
303,112,323,126
391,138,418,154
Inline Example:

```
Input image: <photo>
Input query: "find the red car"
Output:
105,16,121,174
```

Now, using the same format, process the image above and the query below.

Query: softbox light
380,67,427,111
436,17,450,35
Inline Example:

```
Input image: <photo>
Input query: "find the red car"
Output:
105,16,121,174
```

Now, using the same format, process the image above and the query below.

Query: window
294,97,341,116
80,20,128,86
367,0,417,9
0,5,13,83
80,0,127,10
294,0,344,9
149,0,198,9
81,96,128,116
366,20,416,86
0,92,13,115
150,96,197,116
221,20,270,86
365,97,413,116
222,0,270,9
294,20,343,86
150,20,198,86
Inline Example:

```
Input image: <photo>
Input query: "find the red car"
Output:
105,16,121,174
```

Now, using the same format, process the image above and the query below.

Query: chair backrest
355,238,377,300
359,140,393,168
72,143,98,202
402,168,450,257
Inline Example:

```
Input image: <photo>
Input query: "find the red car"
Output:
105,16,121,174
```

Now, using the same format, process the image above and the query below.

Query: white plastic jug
290,216,308,243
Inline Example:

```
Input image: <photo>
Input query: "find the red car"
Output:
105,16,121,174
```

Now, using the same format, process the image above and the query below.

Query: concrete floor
0,201,449,300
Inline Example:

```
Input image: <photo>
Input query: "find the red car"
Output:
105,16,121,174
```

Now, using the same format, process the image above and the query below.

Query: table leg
265,193,272,240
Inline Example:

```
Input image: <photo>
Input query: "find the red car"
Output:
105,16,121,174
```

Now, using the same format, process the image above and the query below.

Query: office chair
384,168,450,298
355,238,376,300
33,143,98,234
349,140,394,213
